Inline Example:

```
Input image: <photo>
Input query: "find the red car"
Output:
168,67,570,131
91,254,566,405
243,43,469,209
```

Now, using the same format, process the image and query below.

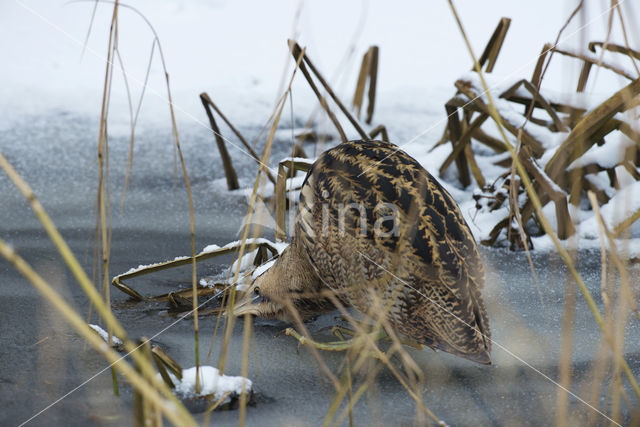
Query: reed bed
2,1,639,426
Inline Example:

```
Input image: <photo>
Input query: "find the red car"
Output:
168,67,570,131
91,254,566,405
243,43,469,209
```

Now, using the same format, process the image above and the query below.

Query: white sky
1,0,639,124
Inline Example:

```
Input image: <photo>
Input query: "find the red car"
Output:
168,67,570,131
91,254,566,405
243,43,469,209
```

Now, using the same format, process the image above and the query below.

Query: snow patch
89,324,123,346
166,366,252,401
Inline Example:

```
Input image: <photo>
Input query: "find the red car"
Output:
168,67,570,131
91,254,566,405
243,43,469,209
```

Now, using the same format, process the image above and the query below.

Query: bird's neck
255,238,323,301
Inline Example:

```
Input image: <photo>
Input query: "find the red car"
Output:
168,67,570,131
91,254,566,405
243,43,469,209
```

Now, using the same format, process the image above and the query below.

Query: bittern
234,139,491,364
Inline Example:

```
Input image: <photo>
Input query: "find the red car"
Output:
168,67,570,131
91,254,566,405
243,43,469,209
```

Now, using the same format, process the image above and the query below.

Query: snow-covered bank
3,1,636,128
4,1,640,256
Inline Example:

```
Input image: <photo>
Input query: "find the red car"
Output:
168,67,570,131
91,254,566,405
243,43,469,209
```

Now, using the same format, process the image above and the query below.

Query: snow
216,237,282,252
582,181,640,233
230,248,260,276
460,72,570,151
3,0,635,130
199,276,217,288
4,3,640,424
123,256,189,275
554,43,640,82
165,366,252,401
252,258,278,279
277,156,314,166
568,131,636,171
228,239,286,284
200,244,221,254
4,1,640,256
89,324,123,346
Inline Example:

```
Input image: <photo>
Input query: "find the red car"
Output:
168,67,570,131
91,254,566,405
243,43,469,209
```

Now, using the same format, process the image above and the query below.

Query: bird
234,139,491,364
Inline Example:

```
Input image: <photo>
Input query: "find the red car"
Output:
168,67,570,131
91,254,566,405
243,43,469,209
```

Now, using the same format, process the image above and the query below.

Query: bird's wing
295,140,491,362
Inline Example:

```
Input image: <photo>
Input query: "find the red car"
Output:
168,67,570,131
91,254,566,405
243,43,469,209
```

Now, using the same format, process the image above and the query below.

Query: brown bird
234,139,491,364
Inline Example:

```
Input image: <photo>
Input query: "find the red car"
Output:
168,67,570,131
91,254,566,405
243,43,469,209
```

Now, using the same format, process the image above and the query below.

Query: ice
4,1,640,425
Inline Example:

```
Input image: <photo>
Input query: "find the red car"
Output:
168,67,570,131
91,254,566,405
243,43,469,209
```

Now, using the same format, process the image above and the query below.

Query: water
1,114,639,426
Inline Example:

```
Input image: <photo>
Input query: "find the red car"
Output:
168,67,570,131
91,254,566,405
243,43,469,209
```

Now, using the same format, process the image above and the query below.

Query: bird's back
295,139,491,364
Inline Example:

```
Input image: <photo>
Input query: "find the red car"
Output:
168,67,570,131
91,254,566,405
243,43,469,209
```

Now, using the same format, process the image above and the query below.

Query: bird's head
232,262,290,320
232,242,333,321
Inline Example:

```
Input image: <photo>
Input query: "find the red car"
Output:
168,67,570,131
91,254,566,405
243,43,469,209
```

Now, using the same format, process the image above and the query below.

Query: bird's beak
231,292,261,317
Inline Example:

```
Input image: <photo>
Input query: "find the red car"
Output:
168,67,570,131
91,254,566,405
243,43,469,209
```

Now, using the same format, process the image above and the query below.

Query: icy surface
2,1,640,426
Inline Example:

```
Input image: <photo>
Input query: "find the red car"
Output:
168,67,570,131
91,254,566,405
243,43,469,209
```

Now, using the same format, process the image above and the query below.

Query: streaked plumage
236,139,491,364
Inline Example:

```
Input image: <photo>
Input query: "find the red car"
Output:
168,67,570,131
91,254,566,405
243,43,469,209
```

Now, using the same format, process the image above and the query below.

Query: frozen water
2,1,640,425
2,112,638,427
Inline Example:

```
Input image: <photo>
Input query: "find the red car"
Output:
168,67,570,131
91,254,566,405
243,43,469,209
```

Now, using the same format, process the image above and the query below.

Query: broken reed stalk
164,73,200,395
589,40,640,63
0,239,197,427
556,250,577,426
551,46,636,81
134,338,156,427
116,27,158,211
84,2,204,391
544,77,640,188
200,92,277,185
310,287,436,425
97,0,119,395
352,50,369,119
227,49,308,425
119,7,204,392
588,192,627,424
151,349,177,389
288,39,369,141
365,47,379,125
368,124,389,142
238,306,252,427
476,17,511,73
274,158,312,240
287,41,347,142
218,46,306,379
587,192,639,319
200,93,239,190
111,240,279,300
352,45,379,124
0,152,198,420
447,0,640,401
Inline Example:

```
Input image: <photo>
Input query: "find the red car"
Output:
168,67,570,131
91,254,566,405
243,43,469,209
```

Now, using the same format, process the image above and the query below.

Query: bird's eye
253,286,260,296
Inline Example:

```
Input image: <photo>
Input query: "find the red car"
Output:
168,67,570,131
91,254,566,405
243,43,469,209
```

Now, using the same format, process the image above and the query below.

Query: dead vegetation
2,2,640,426
438,16,640,249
